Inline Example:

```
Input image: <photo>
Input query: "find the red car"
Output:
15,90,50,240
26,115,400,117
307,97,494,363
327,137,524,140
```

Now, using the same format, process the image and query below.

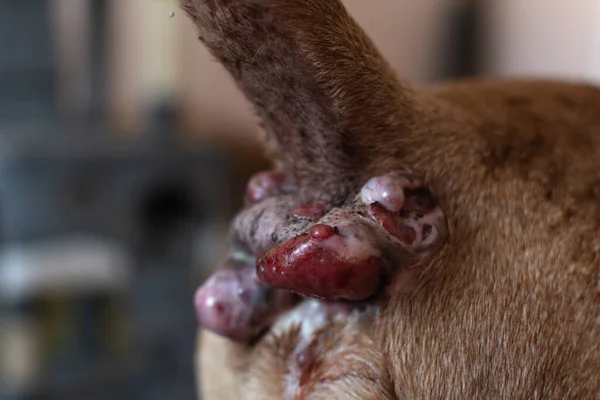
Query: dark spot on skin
408,187,437,210
298,128,308,139
333,226,340,235
416,213,424,219
214,302,226,314
356,303,368,312
422,224,432,239
250,209,265,238
271,232,278,243
564,208,575,220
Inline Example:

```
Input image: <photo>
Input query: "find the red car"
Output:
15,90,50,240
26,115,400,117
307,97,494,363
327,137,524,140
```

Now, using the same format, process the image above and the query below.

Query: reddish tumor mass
367,202,398,236
398,225,416,245
257,235,381,301
309,224,336,240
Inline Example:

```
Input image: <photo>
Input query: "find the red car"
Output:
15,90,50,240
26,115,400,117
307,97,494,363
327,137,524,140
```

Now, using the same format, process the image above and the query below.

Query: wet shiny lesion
194,169,448,343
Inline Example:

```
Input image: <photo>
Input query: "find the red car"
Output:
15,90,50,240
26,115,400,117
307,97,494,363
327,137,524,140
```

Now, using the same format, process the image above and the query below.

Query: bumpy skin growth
180,0,600,399
195,171,300,342
194,248,298,342
196,169,447,339
257,170,447,300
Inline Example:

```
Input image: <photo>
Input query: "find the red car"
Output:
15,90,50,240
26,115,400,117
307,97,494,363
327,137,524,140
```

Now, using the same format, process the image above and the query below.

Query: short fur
179,0,600,398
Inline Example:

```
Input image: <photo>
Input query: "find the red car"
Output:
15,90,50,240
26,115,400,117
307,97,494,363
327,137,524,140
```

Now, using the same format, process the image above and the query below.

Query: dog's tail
179,0,427,202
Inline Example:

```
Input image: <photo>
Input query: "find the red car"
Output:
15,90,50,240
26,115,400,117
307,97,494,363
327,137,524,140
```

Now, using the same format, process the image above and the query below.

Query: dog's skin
179,0,600,398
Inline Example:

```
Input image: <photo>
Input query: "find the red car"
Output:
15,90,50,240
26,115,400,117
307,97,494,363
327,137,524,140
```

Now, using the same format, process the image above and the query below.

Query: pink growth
245,171,287,205
309,224,336,240
292,201,331,221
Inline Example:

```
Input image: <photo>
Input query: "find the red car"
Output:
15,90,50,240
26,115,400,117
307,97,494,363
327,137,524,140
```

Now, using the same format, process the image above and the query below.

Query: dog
178,0,600,398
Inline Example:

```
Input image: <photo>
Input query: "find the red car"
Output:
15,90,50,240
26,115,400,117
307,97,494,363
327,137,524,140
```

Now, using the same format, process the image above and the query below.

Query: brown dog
179,0,600,398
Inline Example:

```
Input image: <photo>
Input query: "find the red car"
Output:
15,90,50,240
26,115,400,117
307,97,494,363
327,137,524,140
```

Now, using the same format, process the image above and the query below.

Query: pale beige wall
481,0,600,83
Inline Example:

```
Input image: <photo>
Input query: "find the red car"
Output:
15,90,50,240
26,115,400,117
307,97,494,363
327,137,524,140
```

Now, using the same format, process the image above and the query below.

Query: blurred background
0,0,599,399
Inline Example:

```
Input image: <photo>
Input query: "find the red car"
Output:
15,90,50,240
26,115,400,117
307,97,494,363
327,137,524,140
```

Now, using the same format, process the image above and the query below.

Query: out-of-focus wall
481,0,600,83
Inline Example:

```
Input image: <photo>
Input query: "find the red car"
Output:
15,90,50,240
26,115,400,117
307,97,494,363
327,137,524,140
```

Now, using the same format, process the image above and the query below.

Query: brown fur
179,0,600,398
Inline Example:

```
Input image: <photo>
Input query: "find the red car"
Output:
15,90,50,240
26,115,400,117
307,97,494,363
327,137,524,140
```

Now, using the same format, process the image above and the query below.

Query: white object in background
481,0,600,84
0,237,133,303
